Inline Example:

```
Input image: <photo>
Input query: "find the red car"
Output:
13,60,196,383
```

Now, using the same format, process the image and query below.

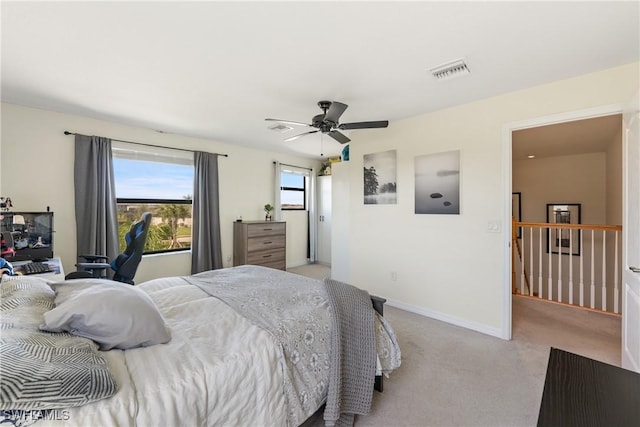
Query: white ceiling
2,1,638,159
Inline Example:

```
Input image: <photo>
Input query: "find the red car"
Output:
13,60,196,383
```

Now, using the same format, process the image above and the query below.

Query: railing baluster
520,228,526,295
538,227,543,299
579,229,584,307
548,226,553,301
614,230,619,314
529,227,534,296
602,230,607,311
520,229,526,295
590,229,595,309
568,228,573,305
558,227,563,303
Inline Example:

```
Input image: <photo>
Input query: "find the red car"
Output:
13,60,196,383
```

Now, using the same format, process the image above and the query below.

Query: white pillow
40,279,171,350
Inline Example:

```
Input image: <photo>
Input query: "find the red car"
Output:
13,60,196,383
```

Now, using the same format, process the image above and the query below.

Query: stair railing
512,219,622,315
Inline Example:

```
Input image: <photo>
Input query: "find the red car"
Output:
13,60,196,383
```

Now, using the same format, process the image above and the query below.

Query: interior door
622,93,640,372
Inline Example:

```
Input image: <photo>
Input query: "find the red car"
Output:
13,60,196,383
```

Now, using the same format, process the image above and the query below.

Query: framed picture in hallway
512,192,522,238
546,203,581,255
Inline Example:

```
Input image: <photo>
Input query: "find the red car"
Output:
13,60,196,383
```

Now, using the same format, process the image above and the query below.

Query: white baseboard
385,298,505,340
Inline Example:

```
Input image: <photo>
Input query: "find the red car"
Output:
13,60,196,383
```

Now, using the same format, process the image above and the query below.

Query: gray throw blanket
323,278,376,427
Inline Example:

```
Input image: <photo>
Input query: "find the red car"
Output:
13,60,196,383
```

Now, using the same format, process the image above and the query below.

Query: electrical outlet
226,255,232,263
391,271,397,281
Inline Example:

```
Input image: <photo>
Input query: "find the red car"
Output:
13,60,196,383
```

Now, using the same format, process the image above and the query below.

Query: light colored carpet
291,263,621,427
288,263,332,280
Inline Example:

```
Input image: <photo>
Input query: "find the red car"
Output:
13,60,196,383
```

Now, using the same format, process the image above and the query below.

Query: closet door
317,175,332,265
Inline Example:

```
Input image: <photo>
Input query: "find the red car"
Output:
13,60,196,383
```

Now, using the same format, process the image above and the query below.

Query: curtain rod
273,161,312,171
64,131,228,157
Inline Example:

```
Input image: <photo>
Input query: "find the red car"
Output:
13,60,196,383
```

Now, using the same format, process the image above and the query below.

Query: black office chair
66,212,152,285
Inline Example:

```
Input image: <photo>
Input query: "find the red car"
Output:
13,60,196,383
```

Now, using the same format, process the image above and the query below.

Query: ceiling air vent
429,58,470,81
268,123,293,133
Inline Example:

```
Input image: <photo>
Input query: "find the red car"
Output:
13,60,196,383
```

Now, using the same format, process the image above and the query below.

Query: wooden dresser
233,221,286,270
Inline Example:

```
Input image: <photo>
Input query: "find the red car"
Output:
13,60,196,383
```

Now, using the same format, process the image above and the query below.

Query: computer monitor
0,211,54,261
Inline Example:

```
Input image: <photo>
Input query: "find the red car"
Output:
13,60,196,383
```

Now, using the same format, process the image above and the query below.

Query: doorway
503,105,626,341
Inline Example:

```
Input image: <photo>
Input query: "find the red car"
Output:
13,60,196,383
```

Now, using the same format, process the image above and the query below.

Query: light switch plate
488,220,501,233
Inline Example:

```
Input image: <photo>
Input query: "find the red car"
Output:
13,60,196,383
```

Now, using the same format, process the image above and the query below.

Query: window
281,171,307,210
112,142,194,254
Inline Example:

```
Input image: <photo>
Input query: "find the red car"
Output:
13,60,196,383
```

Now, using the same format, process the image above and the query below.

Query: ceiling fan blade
324,101,348,124
328,130,351,144
265,118,312,127
284,130,319,142
338,120,389,130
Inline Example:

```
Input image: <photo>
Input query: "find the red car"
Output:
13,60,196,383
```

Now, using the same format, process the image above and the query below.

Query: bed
1,265,401,427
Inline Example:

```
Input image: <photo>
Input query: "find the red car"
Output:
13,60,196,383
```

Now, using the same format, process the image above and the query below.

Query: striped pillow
0,275,117,410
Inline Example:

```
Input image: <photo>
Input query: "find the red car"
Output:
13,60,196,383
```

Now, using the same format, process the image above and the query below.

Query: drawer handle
263,254,272,258
263,228,273,231
263,241,272,245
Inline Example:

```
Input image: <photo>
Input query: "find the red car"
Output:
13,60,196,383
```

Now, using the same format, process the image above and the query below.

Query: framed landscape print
363,150,397,205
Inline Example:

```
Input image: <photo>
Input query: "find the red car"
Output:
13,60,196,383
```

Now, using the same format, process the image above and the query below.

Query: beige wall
513,115,622,226
513,152,607,225
0,103,320,281
332,62,639,337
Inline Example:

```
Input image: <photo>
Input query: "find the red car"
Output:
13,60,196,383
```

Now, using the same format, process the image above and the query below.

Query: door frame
501,103,625,340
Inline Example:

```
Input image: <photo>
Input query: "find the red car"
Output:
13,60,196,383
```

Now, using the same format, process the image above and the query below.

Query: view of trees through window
117,199,192,254
112,142,194,255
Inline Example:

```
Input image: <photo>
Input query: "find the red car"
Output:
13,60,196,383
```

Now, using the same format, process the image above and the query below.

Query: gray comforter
184,265,389,427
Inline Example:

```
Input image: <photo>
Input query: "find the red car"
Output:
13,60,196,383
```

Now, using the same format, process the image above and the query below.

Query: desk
12,257,65,282
537,348,640,427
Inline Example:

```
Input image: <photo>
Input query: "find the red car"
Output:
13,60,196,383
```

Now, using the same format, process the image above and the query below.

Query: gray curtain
191,151,223,274
73,135,119,270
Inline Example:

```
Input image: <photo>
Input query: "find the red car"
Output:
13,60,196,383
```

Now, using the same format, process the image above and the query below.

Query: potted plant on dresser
264,204,274,221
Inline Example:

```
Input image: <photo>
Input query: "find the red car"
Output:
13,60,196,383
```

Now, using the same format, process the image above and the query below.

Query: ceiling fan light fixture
429,58,470,81
268,123,293,133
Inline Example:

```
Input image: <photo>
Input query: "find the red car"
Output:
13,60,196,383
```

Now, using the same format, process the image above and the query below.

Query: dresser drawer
246,222,286,238
247,235,285,252
247,248,285,265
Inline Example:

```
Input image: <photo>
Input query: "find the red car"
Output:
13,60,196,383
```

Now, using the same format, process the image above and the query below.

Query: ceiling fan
265,100,389,144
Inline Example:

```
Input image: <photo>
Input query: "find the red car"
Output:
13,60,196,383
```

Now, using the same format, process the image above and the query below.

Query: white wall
333,62,639,338
0,103,320,282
